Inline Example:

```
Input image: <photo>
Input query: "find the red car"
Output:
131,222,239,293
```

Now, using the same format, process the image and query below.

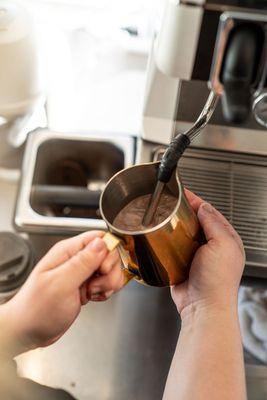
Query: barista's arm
163,191,246,400
0,231,124,359
163,300,245,400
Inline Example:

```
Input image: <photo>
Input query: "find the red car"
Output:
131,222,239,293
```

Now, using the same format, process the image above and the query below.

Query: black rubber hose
157,134,190,183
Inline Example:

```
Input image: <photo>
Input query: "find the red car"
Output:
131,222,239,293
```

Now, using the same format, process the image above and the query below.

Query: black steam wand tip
157,134,190,183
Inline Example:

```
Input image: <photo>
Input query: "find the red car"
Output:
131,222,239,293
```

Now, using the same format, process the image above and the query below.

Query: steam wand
142,91,219,226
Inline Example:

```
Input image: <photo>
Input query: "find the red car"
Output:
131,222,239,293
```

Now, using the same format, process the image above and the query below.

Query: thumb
59,237,108,287
197,202,229,242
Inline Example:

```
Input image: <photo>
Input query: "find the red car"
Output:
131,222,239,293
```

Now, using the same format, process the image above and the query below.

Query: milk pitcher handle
103,232,135,286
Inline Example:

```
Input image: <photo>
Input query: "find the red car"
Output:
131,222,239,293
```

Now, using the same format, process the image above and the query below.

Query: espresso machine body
140,0,267,281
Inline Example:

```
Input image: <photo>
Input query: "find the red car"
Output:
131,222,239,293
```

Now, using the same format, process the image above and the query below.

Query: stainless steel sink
15,129,135,235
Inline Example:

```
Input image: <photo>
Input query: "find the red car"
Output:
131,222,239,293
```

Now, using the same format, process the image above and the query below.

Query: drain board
154,147,267,272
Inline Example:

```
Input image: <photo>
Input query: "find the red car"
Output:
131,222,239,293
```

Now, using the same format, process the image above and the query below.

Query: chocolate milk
113,192,177,231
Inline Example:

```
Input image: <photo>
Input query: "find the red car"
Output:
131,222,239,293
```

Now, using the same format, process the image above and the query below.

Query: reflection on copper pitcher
100,162,202,288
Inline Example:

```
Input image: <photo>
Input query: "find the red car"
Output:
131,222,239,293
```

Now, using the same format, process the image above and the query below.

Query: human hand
0,231,124,356
172,190,245,318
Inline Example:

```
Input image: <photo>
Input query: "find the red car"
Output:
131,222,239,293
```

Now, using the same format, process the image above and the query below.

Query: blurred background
14,0,164,134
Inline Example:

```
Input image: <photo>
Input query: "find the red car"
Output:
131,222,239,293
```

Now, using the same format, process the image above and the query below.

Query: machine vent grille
155,147,267,252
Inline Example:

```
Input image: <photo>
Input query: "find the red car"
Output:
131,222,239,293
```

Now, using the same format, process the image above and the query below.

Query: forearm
0,303,31,360
163,302,247,400
0,304,27,398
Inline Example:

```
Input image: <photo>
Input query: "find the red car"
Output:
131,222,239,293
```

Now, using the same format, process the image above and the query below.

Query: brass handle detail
103,232,135,286
103,232,120,251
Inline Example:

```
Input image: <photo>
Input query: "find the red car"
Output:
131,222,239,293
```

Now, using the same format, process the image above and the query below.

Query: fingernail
201,203,214,214
88,238,106,252
90,287,101,295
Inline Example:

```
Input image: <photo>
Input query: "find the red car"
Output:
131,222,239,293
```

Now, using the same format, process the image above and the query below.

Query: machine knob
0,232,34,294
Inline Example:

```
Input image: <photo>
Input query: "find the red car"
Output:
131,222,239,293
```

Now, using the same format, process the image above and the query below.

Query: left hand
0,231,124,356
171,189,245,319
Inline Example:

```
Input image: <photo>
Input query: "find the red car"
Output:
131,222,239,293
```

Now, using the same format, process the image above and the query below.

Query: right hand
172,190,245,318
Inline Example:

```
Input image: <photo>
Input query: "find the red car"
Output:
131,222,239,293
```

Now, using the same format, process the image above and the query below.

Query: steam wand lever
142,91,219,226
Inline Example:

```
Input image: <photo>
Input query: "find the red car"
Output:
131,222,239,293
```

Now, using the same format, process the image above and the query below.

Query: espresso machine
138,0,267,283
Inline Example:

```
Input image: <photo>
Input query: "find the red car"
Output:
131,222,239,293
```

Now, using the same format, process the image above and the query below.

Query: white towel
238,287,267,364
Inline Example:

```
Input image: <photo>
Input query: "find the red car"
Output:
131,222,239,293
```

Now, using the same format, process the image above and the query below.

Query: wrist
0,302,34,359
180,297,238,330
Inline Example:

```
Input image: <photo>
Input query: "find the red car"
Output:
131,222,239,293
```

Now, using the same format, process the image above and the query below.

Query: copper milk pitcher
100,161,202,287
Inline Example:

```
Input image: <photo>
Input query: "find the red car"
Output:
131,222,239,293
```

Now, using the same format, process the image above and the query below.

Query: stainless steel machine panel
151,145,267,279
